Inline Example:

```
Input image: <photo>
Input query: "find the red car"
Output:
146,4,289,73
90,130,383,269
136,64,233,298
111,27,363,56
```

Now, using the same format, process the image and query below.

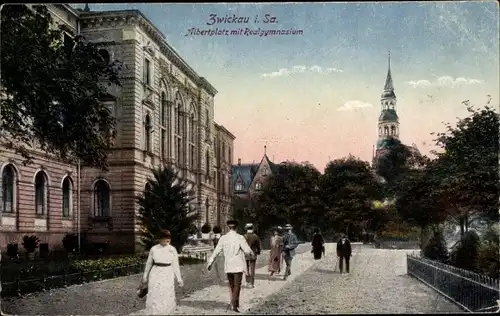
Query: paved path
2,244,463,315
1,245,309,315
248,244,463,314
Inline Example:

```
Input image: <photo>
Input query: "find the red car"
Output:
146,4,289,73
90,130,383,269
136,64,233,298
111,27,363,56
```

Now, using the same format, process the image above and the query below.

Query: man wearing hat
282,224,299,280
336,233,352,274
207,219,254,312
243,223,261,288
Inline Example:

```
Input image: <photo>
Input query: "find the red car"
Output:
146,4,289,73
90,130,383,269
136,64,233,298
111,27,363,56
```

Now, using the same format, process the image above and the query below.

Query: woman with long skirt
140,229,184,315
268,227,283,279
311,228,325,260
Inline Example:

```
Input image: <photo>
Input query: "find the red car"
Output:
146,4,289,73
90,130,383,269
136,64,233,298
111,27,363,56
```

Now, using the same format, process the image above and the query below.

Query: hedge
1,254,204,297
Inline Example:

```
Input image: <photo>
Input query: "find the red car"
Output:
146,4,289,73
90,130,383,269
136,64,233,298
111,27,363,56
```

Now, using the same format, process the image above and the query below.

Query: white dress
140,244,183,315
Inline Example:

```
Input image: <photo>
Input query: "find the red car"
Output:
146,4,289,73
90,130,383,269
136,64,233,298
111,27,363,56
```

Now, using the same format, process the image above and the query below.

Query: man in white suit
207,219,254,313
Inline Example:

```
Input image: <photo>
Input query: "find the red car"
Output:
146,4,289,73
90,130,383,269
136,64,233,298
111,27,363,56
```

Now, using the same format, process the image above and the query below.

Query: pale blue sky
73,2,499,170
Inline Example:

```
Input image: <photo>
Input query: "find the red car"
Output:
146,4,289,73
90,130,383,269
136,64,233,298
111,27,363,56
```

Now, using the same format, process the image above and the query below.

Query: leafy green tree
136,165,198,253
422,228,449,263
395,159,449,248
320,156,384,237
1,5,123,169
450,231,481,272
254,162,323,239
432,102,499,235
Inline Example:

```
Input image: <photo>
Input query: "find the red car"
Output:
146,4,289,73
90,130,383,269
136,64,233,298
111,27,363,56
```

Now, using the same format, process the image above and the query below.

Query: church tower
374,52,400,160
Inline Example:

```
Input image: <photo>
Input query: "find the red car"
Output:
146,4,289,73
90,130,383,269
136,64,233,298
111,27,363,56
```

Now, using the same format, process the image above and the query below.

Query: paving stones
248,245,463,315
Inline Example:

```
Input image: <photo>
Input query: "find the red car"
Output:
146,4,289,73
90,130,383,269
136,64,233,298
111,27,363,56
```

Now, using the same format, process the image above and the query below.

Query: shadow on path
177,300,229,310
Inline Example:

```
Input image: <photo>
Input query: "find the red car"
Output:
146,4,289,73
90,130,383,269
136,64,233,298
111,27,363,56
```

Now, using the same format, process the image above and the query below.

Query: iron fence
1,251,209,298
407,253,500,312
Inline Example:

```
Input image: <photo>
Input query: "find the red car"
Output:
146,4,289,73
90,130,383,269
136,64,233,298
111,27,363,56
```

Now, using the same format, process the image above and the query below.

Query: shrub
7,243,19,259
212,226,222,234
22,235,40,253
422,229,449,263
478,242,500,279
450,231,481,272
201,223,211,234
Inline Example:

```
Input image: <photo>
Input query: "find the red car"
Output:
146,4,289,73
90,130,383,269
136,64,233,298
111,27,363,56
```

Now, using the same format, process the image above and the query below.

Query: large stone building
0,4,234,252
231,147,278,200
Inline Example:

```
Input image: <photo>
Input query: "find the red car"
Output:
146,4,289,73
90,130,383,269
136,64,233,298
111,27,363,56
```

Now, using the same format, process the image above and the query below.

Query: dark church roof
379,109,399,122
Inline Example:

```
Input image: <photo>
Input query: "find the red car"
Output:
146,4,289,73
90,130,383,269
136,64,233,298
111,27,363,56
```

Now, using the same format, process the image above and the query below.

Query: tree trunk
459,217,465,238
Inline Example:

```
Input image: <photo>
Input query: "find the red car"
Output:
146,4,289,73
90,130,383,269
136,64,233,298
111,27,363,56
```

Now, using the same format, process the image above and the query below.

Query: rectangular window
144,59,151,86
190,144,195,168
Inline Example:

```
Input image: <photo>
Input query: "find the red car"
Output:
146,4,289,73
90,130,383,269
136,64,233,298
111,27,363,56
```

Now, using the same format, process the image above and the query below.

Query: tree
395,159,450,247
136,165,198,253
432,102,499,235
422,228,449,263
1,5,123,169
450,231,481,272
320,156,384,238
254,162,323,239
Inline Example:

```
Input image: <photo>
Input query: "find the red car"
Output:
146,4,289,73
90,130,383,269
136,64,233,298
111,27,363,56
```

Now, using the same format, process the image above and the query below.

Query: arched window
1,165,16,213
174,94,183,165
384,126,389,135
35,171,48,215
62,177,73,217
379,127,382,136
255,182,262,190
391,125,396,135
205,197,210,223
145,113,152,152
205,151,210,178
93,180,110,217
161,92,167,126
189,112,196,168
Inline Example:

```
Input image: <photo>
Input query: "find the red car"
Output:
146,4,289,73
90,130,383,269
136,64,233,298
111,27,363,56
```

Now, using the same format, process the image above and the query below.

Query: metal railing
1,253,209,298
407,253,500,312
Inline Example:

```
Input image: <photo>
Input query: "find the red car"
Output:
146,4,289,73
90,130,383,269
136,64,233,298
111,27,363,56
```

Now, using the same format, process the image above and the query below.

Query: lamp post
77,159,81,254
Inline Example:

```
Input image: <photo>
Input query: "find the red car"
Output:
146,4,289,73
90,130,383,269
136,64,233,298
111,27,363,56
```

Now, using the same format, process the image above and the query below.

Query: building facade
215,124,235,232
0,4,234,252
231,147,278,200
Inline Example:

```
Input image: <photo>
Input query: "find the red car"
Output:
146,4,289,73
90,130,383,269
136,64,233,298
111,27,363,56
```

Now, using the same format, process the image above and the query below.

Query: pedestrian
268,227,283,279
207,219,254,313
244,223,261,288
282,224,299,280
336,233,352,274
139,229,184,315
311,228,325,260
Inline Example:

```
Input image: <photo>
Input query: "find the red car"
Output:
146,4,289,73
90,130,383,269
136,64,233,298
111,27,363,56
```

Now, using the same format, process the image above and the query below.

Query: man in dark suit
243,223,261,288
336,233,352,274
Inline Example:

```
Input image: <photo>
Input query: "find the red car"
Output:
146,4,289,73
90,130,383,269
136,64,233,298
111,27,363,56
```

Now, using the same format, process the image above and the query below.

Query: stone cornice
79,10,218,97
215,123,236,140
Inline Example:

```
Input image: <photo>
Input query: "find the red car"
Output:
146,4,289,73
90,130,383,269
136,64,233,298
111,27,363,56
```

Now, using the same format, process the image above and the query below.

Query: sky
73,2,499,172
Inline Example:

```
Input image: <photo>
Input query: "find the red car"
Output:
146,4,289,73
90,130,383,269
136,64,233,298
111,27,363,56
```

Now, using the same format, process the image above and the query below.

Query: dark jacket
244,232,261,261
312,233,324,249
336,238,352,257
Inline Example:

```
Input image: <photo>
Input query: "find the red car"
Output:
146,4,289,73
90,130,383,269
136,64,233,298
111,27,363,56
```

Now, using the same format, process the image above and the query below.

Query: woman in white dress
141,229,184,315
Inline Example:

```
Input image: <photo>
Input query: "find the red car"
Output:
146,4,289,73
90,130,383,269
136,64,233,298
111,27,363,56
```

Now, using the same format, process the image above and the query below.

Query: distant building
371,53,422,171
372,52,400,165
231,146,278,200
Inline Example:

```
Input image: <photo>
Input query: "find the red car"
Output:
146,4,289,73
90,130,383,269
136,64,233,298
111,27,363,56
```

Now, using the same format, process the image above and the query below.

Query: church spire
383,50,394,92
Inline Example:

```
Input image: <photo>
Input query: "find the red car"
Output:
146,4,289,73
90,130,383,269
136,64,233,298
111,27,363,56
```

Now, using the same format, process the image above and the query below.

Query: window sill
62,216,72,220
1,212,16,217
35,214,47,219
143,150,154,158
90,216,112,222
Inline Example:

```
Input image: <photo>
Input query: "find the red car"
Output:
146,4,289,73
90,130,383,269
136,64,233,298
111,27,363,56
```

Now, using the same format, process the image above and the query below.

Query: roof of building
231,155,278,192
379,109,399,122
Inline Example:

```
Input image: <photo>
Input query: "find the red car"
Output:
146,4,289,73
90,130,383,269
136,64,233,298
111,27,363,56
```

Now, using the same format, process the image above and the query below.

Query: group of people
138,221,352,314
